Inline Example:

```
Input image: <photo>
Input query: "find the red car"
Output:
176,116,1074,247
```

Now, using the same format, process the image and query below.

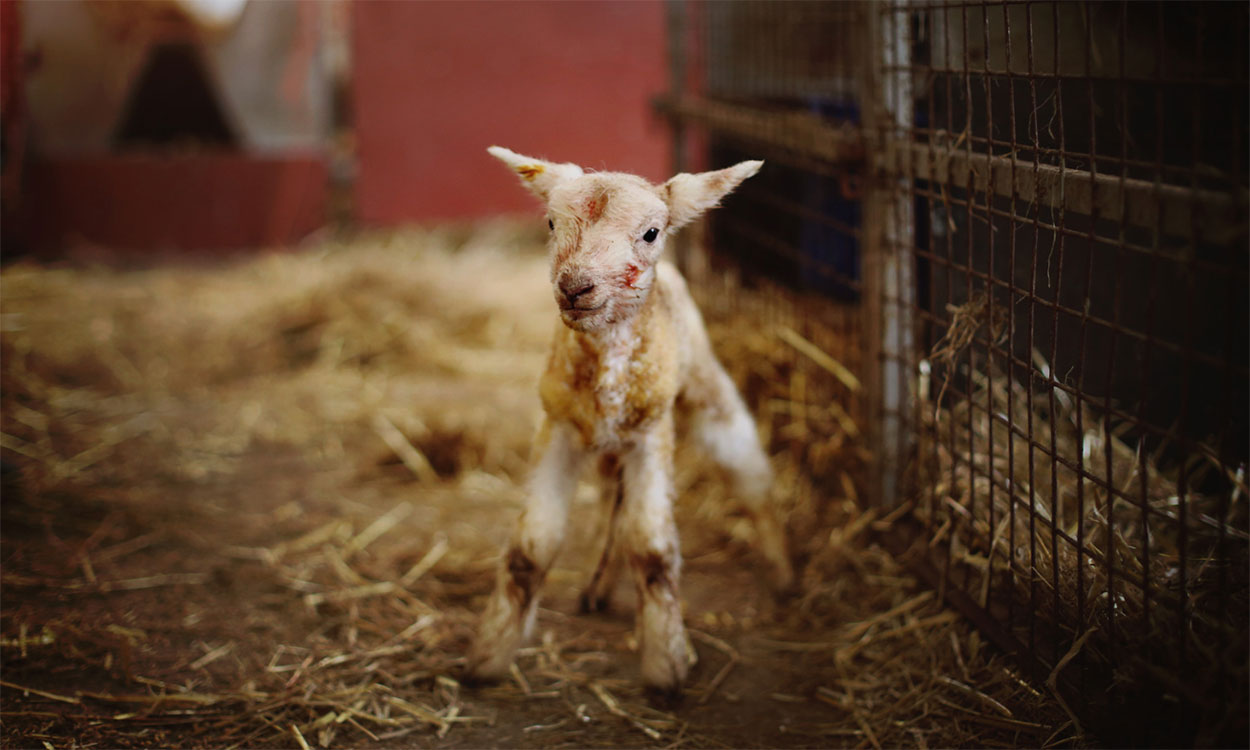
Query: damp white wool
466,146,795,696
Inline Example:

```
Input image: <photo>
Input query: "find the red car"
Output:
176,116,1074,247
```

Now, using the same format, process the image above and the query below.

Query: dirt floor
1,225,1086,748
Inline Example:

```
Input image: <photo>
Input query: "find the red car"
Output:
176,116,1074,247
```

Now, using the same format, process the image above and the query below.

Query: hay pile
912,293,1249,743
2,225,1084,748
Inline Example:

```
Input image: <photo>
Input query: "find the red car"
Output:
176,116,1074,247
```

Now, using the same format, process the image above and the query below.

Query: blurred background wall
11,0,331,255
351,0,668,223
0,0,669,256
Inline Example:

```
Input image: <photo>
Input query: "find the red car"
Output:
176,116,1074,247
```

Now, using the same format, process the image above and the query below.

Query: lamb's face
486,145,763,333
544,174,669,332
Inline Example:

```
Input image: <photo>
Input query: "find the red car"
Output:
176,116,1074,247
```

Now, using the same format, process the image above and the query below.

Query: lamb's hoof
770,575,801,603
458,667,492,688
644,683,684,710
577,591,611,614
460,665,508,689
767,562,800,601
461,652,509,687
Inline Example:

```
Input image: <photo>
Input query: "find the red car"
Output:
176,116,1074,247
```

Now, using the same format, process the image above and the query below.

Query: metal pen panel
660,1,1248,743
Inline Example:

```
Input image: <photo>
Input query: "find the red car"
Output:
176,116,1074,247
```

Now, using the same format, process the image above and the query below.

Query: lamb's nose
559,276,596,305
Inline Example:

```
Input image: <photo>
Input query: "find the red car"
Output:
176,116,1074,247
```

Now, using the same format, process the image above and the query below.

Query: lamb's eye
642,227,660,243
548,219,554,231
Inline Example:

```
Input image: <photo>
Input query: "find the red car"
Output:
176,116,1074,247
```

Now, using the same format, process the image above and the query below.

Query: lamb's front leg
466,421,583,681
620,414,689,696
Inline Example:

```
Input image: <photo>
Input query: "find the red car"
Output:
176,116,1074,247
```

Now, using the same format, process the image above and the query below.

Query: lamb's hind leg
691,365,796,593
466,421,582,681
580,455,623,614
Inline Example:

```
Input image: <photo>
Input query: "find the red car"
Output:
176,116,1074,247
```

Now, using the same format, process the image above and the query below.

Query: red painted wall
27,155,327,256
351,1,670,224
1,0,24,252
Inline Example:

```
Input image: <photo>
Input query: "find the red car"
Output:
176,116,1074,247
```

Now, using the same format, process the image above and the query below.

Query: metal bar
1175,4,1206,673
939,0,960,598
1213,0,1250,710
653,95,864,165
889,1,918,512
980,0,1000,614
862,1,916,509
907,129,1241,189
1023,1,1043,658
1134,0,1164,632
666,0,692,276
959,0,977,598
859,1,888,511
1046,0,1067,669
1001,0,1019,634
1101,0,1131,666
880,62,1243,89
667,0,689,174
883,141,1246,244
1071,1,1099,698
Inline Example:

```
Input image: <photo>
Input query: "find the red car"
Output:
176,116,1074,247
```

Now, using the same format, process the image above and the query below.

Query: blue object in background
798,98,861,301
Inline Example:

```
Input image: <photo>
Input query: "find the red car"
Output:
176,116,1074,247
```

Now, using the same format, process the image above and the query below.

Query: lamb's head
488,145,762,332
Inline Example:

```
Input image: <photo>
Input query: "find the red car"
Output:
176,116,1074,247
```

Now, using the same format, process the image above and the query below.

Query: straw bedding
2,225,1085,748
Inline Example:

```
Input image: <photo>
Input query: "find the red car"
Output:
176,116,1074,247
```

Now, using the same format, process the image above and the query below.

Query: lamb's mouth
559,302,606,319
559,302,608,329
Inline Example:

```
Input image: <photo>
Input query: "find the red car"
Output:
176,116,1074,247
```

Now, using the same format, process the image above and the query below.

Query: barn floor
1,225,1086,749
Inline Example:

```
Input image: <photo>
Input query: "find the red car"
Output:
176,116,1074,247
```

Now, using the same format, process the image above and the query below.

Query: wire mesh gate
659,2,1249,744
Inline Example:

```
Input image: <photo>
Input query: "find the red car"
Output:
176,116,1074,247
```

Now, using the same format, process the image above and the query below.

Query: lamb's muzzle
465,145,795,697
556,273,597,308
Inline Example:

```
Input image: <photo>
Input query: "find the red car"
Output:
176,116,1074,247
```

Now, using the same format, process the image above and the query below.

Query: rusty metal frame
860,0,916,509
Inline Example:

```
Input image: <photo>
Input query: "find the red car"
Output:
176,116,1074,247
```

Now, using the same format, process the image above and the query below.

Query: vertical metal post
667,0,688,176
861,1,915,508
666,0,693,275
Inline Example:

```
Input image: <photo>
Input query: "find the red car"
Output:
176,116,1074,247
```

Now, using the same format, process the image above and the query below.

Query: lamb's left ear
488,146,584,202
663,160,763,230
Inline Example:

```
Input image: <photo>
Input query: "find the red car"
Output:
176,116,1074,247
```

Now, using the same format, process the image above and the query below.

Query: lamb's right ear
662,159,763,230
488,146,584,202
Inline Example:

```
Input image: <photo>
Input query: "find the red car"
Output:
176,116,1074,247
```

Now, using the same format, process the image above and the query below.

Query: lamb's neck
575,287,660,365
582,317,640,361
